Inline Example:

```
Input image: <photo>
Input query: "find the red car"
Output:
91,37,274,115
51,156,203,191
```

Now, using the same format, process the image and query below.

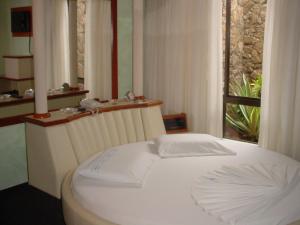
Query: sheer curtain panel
52,0,70,88
43,0,70,89
259,0,300,160
84,0,112,100
144,0,223,136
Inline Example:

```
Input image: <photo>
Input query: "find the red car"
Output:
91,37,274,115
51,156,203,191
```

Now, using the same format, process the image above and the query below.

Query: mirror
0,0,134,98
117,0,133,98
0,1,33,99
0,0,134,121
75,0,133,99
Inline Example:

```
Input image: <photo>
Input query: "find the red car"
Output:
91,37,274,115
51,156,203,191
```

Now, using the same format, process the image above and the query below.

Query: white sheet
72,139,300,225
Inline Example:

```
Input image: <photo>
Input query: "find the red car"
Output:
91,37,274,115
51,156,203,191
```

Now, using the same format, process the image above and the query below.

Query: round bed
63,139,300,225
24,100,300,225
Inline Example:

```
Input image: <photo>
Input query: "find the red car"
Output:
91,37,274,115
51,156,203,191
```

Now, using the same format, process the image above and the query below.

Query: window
223,0,267,142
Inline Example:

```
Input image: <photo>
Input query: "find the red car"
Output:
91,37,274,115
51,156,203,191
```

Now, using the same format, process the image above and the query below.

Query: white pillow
154,134,236,158
77,142,159,187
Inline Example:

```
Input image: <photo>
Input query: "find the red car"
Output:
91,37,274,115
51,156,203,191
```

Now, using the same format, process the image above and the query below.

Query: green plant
226,74,262,142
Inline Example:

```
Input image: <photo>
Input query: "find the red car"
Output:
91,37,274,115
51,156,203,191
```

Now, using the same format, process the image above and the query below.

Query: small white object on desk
24,88,34,97
0,94,11,100
60,107,78,114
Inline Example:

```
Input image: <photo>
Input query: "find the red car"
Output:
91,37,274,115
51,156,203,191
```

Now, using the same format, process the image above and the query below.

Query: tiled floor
0,183,66,225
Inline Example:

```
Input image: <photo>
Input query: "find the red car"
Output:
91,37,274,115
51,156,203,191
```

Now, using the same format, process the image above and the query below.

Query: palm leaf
226,74,262,142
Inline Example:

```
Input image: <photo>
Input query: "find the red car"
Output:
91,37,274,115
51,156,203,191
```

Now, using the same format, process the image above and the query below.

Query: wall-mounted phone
80,98,102,110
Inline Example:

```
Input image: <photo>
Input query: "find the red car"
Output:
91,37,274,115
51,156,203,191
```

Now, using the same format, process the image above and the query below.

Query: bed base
26,100,300,225
62,171,118,225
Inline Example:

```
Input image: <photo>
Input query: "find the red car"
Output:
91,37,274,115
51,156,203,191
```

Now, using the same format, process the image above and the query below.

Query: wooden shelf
0,76,34,81
0,90,89,107
3,55,33,59
0,90,89,127
0,113,32,127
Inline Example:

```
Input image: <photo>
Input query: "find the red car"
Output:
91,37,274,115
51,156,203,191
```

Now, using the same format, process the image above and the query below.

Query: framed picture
11,6,32,37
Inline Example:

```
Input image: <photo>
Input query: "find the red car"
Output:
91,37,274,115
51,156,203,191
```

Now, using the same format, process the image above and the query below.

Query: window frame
222,0,261,137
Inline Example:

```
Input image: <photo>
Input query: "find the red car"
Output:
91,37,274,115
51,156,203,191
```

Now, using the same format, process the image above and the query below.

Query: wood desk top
24,99,163,127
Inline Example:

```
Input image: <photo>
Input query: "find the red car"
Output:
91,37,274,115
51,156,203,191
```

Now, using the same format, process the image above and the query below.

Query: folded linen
191,163,300,225
154,134,236,158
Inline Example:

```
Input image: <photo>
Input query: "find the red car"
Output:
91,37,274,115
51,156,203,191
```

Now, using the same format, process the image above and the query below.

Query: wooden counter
0,90,89,127
0,90,88,107
25,99,163,127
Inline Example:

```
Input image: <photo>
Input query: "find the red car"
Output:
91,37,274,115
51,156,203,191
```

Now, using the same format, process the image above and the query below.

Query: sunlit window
223,0,267,143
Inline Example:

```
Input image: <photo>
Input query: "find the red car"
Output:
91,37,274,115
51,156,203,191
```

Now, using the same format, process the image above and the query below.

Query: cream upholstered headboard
25,100,165,198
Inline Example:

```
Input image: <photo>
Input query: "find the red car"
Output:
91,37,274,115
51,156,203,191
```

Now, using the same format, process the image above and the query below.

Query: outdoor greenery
226,74,262,142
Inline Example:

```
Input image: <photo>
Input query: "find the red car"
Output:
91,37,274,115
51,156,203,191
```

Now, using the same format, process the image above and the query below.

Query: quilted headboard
26,100,165,198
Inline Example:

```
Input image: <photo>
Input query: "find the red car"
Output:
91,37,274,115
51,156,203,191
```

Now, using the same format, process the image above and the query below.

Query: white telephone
80,98,102,110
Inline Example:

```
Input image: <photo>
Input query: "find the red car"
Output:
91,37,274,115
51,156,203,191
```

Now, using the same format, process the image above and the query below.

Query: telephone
80,98,102,110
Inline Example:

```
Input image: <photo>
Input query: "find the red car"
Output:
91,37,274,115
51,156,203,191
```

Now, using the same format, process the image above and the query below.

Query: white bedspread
191,163,300,225
72,139,300,225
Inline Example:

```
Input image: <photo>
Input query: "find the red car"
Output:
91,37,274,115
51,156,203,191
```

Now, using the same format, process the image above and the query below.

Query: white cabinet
3,55,33,79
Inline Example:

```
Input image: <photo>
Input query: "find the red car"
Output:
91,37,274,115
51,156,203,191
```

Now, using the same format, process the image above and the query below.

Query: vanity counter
0,90,89,127
24,99,163,127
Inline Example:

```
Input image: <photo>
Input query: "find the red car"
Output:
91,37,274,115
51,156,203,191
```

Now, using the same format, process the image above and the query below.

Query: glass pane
224,103,260,143
228,0,267,98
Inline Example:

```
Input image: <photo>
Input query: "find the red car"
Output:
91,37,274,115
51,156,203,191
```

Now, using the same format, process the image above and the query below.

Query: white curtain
84,0,112,100
144,0,223,136
44,0,70,89
259,0,300,160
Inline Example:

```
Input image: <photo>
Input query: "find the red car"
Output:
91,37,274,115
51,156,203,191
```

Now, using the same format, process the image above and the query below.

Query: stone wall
77,0,86,77
223,0,267,84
